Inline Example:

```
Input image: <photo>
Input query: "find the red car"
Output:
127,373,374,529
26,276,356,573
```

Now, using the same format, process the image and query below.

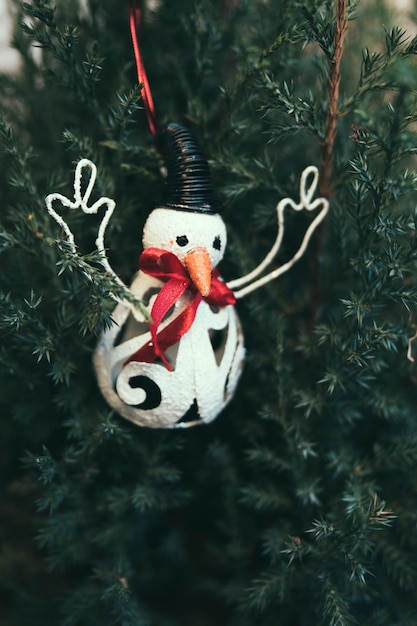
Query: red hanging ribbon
125,248,236,371
129,0,159,138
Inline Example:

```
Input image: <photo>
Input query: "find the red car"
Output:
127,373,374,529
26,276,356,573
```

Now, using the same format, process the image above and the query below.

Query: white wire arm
45,158,127,293
227,166,329,299
407,326,417,363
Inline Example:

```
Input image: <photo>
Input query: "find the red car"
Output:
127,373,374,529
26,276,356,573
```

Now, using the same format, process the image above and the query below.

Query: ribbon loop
126,248,236,370
129,0,159,138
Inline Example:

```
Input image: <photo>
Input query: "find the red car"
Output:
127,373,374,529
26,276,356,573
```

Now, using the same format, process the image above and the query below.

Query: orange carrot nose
184,246,212,297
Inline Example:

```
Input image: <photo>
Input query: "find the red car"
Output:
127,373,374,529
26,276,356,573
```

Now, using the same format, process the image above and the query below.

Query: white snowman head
142,123,227,296
143,209,226,295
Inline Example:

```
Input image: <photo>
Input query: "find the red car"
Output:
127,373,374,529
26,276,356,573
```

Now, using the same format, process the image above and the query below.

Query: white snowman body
93,208,245,428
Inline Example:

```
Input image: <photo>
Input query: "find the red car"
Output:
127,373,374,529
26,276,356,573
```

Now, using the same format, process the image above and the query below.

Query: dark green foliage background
1,0,417,624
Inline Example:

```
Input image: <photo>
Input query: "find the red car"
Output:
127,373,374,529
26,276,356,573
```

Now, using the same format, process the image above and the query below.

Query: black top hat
158,123,222,214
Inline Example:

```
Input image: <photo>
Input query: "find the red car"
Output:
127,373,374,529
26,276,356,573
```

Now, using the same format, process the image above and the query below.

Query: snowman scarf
125,248,236,371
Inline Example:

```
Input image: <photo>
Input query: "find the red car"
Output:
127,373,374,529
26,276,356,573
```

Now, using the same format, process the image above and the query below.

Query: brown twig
320,0,349,198
221,0,240,19
310,1,348,325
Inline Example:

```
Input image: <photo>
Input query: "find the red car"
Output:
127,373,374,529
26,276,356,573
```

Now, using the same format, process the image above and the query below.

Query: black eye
213,236,221,251
176,235,189,247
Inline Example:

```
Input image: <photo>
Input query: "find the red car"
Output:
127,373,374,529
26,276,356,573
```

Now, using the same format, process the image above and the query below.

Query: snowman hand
407,331,417,362
45,158,124,288
227,166,329,298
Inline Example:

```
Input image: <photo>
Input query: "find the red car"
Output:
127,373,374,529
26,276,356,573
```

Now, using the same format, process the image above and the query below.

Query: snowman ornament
46,123,329,428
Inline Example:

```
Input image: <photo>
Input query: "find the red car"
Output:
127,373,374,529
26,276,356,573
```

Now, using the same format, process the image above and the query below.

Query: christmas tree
1,0,417,624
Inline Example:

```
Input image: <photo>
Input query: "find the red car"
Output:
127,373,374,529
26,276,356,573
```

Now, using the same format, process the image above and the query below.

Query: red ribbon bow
125,248,236,371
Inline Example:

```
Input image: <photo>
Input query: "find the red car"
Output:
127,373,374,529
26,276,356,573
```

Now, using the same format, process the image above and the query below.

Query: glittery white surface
93,207,244,428
93,270,245,428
